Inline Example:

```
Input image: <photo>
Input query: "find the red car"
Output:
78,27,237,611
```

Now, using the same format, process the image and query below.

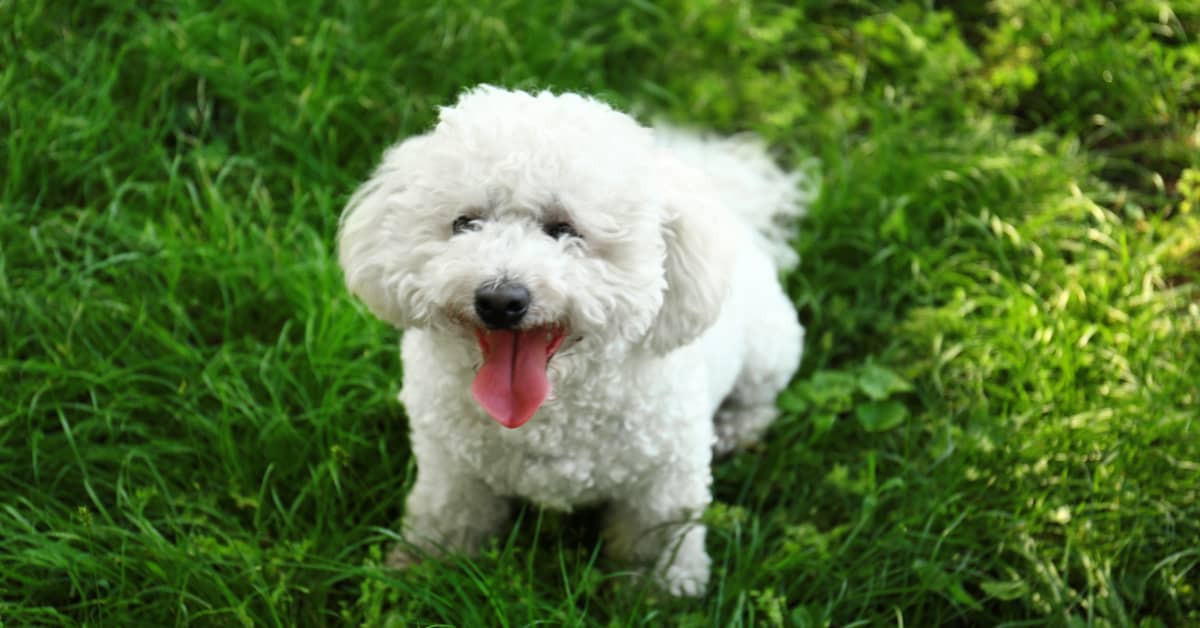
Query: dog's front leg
602,467,712,596
387,440,510,568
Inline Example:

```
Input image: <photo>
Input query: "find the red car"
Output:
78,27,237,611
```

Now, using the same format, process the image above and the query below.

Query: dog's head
338,86,734,428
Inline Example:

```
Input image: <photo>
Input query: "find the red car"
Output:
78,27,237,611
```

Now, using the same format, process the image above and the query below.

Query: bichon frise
338,85,811,596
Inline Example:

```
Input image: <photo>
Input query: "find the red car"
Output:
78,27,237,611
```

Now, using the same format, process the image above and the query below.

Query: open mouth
470,325,567,429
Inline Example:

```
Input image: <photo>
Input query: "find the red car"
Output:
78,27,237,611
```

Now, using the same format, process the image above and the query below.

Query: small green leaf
980,579,1028,601
790,605,817,628
880,196,911,242
857,364,913,401
855,400,908,432
947,579,983,611
804,370,859,407
809,413,837,441
879,476,906,494
777,389,809,413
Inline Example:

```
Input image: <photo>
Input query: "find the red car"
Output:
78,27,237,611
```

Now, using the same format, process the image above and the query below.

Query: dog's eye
452,215,482,235
544,221,579,240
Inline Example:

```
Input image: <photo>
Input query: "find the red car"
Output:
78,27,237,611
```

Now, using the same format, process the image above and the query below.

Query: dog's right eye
452,216,482,235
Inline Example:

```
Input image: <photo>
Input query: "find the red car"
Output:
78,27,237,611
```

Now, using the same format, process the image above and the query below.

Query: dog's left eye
452,215,482,235
543,221,579,240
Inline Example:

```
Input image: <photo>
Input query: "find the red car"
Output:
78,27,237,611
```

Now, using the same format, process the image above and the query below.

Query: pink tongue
471,329,553,428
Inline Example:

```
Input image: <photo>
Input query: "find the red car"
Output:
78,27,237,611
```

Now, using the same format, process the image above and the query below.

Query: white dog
337,85,810,596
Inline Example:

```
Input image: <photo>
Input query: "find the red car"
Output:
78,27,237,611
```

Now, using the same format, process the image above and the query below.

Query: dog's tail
656,129,818,272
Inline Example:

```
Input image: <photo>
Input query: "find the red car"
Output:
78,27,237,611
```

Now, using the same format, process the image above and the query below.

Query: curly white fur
338,85,811,596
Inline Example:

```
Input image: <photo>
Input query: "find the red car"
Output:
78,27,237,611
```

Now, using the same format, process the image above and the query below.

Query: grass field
3,0,1199,625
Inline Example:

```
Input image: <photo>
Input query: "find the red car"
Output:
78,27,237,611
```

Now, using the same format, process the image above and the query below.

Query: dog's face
339,86,733,428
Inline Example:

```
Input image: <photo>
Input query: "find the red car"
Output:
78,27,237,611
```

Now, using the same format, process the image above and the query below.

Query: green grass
3,0,1198,625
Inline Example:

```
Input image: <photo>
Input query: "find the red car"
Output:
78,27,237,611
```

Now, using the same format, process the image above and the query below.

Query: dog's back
654,129,817,272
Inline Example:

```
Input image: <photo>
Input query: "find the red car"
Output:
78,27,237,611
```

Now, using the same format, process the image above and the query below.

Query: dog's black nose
474,282,531,329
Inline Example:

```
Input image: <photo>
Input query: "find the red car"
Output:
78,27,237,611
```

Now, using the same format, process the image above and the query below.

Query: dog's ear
643,156,737,354
337,135,431,328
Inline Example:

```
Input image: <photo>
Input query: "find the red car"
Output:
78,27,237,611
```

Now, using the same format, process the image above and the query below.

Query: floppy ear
337,135,431,328
643,157,737,354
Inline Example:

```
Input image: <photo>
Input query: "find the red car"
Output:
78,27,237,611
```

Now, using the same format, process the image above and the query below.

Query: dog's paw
713,404,777,457
655,560,710,597
653,542,711,597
